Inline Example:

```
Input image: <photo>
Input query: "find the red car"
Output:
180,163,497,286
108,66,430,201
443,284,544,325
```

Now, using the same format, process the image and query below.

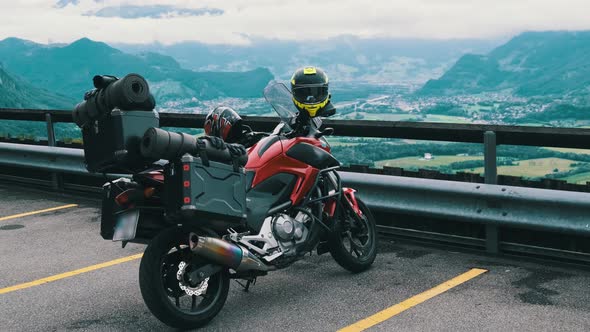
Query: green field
466,104,493,112
463,157,576,177
563,172,590,184
544,147,590,154
376,155,482,168
340,112,471,123
376,154,590,184
424,115,472,123
326,137,385,147
341,113,417,121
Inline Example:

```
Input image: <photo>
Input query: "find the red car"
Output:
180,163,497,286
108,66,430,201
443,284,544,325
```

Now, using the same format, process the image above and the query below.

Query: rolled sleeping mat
73,73,155,127
140,127,198,161
103,73,152,111
132,93,156,111
140,128,248,166
81,89,103,118
72,96,107,127
92,75,118,90
73,101,91,127
93,89,155,115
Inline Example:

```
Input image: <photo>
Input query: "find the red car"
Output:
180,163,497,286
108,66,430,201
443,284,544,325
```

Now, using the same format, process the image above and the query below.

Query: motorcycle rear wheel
139,227,230,329
328,198,377,272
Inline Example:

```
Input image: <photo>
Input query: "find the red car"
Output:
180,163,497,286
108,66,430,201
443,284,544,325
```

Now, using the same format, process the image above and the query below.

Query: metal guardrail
0,142,87,174
3,108,590,261
344,172,590,236
4,108,590,148
1,142,590,238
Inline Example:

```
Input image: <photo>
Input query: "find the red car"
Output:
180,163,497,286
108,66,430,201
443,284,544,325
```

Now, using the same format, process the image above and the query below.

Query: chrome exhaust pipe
189,234,269,272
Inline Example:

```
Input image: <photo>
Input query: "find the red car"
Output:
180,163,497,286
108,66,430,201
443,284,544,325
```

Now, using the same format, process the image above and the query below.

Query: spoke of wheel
346,233,355,254
175,296,180,308
347,232,358,245
348,230,368,257
359,234,369,244
353,247,362,257
175,245,183,259
191,295,197,311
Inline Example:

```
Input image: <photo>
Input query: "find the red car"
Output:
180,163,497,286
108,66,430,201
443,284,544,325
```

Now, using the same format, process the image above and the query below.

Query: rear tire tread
139,227,229,329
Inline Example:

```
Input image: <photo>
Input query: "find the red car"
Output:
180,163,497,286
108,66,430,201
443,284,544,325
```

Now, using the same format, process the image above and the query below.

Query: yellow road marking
0,204,78,222
338,268,488,332
0,254,143,295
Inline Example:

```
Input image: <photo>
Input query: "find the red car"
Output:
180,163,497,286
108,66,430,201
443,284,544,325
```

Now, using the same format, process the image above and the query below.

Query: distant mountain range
0,36,499,110
0,66,75,109
115,36,499,84
3,32,589,113
0,37,274,106
419,31,590,97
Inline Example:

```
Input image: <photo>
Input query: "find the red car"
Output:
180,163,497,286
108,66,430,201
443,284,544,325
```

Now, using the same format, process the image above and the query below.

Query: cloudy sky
1,0,590,45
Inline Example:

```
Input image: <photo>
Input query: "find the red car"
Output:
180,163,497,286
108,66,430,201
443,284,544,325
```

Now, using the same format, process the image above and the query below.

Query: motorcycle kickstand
235,277,256,292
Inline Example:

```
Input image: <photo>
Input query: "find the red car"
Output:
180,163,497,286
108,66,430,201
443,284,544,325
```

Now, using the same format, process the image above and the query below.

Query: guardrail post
484,131,499,254
45,113,64,191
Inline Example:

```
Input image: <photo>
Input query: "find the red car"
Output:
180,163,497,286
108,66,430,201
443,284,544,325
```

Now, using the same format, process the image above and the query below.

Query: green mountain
117,36,499,83
0,37,274,102
0,66,75,109
418,31,590,97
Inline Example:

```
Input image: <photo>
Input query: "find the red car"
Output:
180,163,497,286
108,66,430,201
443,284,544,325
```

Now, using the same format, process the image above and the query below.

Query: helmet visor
292,85,329,104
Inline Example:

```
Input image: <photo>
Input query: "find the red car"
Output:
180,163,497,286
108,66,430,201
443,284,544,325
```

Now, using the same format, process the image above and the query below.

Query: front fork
342,188,363,217
322,170,363,220
324,188,362,217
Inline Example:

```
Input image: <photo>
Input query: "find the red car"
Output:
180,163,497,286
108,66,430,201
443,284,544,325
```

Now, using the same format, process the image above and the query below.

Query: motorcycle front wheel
139,227,230,329
328,198,377,272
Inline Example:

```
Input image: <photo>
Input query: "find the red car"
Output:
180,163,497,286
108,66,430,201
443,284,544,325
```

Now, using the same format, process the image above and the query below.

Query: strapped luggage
82,109,159,173
163,153,247,225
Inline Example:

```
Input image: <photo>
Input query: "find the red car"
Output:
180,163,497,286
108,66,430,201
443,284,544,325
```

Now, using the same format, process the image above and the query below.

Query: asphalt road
1,184,590,332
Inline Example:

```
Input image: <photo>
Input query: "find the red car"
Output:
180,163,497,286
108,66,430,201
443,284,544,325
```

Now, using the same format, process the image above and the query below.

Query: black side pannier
82,109,159,173
164,153,247,225
74,73,158,173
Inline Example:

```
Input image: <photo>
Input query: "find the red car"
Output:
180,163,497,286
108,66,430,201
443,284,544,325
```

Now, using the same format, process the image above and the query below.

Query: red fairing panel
246,136,284,169
246,136,325,206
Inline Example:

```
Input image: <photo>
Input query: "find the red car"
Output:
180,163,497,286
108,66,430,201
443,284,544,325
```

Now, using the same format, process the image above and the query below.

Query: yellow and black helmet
291,66,331,117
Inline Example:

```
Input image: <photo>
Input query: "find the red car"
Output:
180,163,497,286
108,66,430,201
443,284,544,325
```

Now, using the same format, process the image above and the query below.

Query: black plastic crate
164,153,247,224
82,109,159,173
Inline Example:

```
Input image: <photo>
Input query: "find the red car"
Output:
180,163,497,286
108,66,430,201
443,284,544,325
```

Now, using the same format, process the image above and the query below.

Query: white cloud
1,0,590,45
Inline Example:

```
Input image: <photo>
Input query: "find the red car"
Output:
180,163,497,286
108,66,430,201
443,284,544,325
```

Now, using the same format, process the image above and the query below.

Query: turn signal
144,187,156,198
115,189,134,206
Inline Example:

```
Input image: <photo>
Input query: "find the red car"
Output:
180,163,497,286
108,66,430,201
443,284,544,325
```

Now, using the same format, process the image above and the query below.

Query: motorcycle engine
272,212,309,256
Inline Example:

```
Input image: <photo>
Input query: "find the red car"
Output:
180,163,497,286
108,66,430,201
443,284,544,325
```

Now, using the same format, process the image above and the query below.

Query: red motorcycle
102,83,377,329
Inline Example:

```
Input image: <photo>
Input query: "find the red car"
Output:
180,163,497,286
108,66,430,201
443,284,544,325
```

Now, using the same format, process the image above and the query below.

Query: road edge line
338,268,488,332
